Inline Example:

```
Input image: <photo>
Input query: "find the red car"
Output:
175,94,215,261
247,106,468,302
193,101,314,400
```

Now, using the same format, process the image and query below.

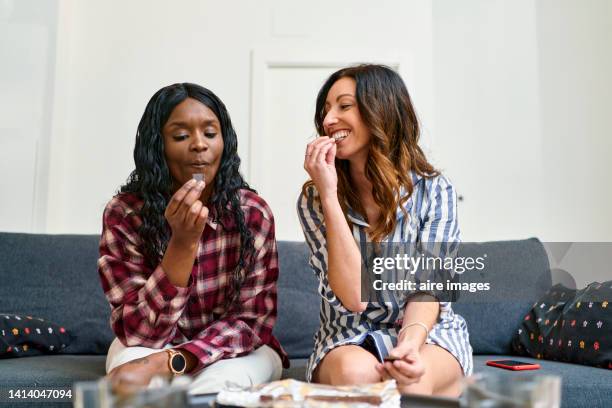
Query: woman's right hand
304,136,338,200
164,178,209,248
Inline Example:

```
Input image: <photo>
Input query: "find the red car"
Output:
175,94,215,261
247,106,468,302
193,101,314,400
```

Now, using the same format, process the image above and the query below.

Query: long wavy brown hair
302,64,438,242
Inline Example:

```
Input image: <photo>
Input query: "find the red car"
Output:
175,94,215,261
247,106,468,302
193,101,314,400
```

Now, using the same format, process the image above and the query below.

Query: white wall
2,1,611,251
432,0,544,242
432,0,612,243
43,0,434,235
0,0,58,232
535,0,612,242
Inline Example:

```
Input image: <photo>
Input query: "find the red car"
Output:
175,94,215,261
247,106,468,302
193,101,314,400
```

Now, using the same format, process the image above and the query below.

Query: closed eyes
172,131,217,141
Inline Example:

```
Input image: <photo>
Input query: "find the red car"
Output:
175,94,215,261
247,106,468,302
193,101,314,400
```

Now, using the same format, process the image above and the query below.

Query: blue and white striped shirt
297,172,473,381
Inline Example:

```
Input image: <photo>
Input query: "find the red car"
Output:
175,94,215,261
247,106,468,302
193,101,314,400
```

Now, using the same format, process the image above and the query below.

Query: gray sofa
0,232,610,407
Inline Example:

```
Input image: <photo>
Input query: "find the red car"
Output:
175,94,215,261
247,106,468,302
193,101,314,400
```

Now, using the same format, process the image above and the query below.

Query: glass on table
461,372,561,408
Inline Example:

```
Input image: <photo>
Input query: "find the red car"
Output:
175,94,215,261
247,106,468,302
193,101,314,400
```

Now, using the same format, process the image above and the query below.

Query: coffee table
188,393,460,407
74,381,459,407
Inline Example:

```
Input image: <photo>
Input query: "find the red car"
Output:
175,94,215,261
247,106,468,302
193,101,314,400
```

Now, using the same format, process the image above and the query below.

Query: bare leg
398,344,463,397
313,345,382,385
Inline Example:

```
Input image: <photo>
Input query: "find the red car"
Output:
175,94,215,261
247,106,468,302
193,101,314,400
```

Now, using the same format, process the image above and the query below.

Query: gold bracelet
398,322,429,339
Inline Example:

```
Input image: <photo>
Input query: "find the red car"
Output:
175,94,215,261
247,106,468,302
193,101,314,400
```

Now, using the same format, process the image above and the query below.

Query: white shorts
106,338,282,395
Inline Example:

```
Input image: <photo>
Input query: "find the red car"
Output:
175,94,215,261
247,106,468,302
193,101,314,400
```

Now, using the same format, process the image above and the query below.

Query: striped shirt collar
346,171,424,228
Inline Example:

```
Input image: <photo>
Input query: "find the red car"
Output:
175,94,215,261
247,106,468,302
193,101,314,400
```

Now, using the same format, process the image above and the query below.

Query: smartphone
486,360,541,371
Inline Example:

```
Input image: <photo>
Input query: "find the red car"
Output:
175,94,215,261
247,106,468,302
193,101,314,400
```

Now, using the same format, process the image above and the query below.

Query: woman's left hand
107,352,169,396
375,340,426,391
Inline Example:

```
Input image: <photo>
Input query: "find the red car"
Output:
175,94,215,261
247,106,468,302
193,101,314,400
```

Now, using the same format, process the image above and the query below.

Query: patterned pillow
512,282,612,369
0,314,72,358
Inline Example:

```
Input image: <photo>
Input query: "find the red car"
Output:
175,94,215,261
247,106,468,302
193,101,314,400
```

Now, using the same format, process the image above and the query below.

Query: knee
327,354,380,385
398,379,434,396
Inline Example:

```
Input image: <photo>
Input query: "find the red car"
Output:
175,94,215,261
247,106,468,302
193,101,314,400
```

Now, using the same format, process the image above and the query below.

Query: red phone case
486,360,541,371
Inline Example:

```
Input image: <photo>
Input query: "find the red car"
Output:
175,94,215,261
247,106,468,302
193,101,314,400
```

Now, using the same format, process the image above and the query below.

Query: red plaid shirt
98,190,288,372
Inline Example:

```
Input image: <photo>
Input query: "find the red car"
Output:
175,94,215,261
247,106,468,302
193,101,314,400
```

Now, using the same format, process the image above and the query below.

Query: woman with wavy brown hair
297,64,473,396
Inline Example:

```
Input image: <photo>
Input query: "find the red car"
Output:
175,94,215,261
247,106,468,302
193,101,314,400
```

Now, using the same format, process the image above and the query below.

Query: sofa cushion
274,242,320,359
282,358,308,381
274,239,552,359
0,233,324,359
453,239,551,355
0,314,72,357
0,355,106,388
473,355,612,408
0,233,113,355
512,282,612,368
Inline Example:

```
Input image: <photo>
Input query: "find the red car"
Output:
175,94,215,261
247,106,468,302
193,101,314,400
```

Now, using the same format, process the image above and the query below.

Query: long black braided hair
120,83,256,308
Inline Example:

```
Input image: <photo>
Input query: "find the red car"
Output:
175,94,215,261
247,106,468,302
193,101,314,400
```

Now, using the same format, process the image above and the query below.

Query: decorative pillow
512,282,612,369
0,314,72,358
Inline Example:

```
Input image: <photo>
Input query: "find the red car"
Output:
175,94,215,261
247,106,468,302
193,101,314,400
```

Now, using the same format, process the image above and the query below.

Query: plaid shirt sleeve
98,196,192,348
175,204,284,372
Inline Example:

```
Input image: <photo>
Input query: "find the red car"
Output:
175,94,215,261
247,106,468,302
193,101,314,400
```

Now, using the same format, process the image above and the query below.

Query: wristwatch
166,349,186,375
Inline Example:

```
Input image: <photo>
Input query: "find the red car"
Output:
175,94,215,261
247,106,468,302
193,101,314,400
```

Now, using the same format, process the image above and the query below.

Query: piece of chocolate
260,394,293,402
305,395,383,405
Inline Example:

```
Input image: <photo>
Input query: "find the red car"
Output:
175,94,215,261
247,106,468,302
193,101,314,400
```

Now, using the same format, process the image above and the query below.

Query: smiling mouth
331,130,350,142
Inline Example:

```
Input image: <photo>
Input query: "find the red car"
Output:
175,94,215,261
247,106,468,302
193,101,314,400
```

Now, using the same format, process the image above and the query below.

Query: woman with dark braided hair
98,83,288,395
298,65,472,396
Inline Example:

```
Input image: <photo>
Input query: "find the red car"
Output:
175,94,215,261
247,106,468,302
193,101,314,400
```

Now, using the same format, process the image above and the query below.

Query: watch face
171,353,186,373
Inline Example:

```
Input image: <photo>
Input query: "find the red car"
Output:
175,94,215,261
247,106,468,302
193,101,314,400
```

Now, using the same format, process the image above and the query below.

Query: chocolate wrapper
216,378,400,407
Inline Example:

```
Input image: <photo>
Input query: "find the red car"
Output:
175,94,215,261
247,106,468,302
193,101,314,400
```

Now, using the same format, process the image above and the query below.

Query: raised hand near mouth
304,136,338,201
